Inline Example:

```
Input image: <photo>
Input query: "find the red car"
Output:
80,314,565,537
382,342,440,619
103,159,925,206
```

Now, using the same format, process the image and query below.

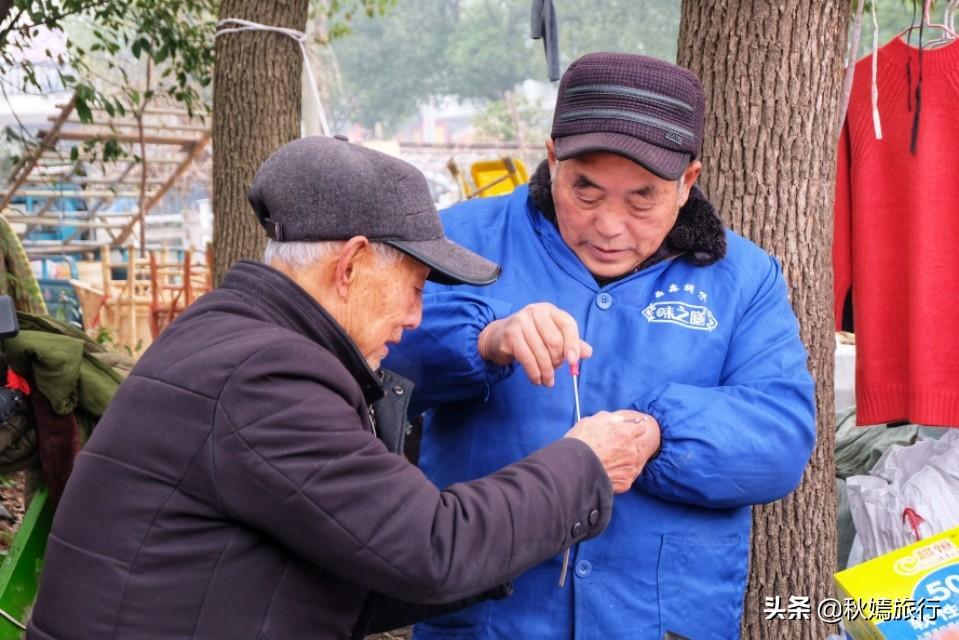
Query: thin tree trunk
212,0,309,284
677,2,850,638
137,59,153,256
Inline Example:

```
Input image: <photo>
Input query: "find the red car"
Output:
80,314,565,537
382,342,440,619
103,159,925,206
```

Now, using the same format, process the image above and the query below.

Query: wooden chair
148,249,211,339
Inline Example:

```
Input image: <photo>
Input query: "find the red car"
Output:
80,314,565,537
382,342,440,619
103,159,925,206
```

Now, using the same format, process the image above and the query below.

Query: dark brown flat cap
248,136,500,286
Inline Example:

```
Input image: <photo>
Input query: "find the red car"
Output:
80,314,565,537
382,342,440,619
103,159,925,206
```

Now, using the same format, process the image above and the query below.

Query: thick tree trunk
212,0,309,283
677,2,850,638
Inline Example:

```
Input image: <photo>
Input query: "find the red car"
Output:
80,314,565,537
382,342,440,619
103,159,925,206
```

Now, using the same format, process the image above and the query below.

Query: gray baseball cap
248,136,501,286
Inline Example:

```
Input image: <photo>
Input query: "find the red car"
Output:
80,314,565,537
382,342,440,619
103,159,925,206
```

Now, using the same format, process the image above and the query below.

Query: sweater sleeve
833,119,853,331
385,289,516,414
631,255,816,509
214,342,611,604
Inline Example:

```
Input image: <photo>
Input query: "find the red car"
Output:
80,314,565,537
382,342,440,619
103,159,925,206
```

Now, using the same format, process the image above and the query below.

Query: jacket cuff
638,402,673,490
474,297,517,386
534,437,614,544
629,390,672,490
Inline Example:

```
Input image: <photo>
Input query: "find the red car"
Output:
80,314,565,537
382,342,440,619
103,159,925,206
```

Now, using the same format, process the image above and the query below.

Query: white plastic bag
846,430,959,561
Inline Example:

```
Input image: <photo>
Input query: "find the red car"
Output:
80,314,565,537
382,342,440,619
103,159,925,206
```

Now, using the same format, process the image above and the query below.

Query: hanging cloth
833,36,959,427
530,0,560,81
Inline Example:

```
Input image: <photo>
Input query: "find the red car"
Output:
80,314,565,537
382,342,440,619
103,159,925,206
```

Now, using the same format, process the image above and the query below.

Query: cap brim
385,238,501,286
554,132,690,181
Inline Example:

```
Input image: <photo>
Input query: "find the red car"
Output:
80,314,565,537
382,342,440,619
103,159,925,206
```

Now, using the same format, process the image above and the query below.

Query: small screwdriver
558,359,581,588
571,360,582,424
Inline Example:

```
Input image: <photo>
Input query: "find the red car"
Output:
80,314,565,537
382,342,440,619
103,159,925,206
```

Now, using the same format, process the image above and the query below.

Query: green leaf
75,96,92,123
103,139,122,162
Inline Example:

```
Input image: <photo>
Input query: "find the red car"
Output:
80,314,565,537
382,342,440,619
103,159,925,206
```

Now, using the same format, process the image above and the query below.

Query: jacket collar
527,160,726,267
220,260,384,405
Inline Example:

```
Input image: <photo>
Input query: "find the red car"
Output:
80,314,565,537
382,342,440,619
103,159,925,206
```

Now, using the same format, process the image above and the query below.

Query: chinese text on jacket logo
643,283,718,331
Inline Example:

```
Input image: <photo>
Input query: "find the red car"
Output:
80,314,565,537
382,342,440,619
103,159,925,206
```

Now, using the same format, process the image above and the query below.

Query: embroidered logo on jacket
643,283,718,331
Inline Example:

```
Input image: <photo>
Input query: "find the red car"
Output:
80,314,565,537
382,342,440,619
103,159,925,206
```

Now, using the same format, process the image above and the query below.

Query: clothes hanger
925,0,959,47
898,0,958,154
927,0,959,36
899,0,958,45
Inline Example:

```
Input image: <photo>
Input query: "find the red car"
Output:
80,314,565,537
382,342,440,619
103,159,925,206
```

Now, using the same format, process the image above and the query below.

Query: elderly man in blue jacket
385,52,816,639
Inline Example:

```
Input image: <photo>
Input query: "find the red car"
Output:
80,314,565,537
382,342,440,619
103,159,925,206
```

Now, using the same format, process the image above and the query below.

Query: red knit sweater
834,37,959,427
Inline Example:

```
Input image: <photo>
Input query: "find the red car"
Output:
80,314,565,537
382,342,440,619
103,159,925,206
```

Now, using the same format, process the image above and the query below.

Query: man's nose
593,210,625,238
404,299,423,330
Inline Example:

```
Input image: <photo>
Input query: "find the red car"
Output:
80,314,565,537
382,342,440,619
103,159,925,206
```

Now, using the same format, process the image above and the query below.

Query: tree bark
212,0,309,283
677,2,850,638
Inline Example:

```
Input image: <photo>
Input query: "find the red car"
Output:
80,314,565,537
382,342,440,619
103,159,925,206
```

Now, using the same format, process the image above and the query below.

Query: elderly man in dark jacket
26,136,657,640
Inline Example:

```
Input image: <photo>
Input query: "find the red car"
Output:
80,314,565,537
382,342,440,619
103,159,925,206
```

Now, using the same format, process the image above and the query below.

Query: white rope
869,0,883,140
215,18,331,137
838,0,866,133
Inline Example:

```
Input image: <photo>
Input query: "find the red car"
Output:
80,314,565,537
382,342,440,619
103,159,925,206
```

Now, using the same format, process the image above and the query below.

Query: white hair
263,239,405,269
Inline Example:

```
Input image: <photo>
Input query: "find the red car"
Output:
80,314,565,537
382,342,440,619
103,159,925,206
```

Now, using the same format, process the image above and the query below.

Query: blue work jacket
385,184,816,640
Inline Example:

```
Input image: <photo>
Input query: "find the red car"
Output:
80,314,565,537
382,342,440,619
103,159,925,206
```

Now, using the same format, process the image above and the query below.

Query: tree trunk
212,0,309,284
677,2,850,638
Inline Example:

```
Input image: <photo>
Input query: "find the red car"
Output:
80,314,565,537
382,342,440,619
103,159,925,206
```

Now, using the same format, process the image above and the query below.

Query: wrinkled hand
565,410,662,493
477,303,593,387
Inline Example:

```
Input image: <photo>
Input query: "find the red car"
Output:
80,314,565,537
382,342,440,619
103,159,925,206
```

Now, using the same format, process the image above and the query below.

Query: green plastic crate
0,488,53,638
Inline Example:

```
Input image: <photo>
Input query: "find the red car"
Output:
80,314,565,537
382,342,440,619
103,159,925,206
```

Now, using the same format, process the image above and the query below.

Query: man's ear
545,138,558,179
678,160,703,207
334,236,371,299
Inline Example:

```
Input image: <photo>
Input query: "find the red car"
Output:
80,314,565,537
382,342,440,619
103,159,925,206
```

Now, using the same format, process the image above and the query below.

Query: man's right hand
477,302,593,387
564,410,659,493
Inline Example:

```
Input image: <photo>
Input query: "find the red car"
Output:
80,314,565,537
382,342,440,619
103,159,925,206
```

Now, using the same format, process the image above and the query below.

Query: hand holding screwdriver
477,302,593,386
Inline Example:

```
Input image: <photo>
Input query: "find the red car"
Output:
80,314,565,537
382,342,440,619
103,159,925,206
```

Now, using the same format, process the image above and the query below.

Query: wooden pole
0,96,76,210
114,133,210,245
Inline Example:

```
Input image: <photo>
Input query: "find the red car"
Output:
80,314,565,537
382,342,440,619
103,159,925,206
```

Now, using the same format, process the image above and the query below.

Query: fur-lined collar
527,160,726,267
